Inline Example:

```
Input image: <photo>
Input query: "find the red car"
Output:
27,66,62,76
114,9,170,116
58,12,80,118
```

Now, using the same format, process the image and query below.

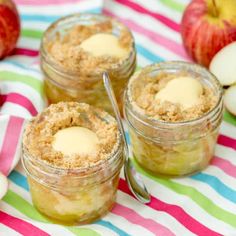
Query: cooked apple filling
41,14,136,114
22,102,124,224
125,63,222,176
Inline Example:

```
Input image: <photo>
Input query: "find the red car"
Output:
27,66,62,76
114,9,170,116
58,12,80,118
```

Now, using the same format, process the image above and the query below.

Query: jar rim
40,13,136,81
125,61,223,128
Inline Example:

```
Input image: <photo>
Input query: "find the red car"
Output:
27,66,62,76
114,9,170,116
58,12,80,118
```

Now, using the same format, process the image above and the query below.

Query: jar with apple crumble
22,102,124,225
124,62,223,176
40,13,136,115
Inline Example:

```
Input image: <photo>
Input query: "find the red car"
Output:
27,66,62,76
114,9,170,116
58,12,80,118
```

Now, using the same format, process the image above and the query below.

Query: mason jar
22,102,124,225
124,62,223,176
40,13,136,115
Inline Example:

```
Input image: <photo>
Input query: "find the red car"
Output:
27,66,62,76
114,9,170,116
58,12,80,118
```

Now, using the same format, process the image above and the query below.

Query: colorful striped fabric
0,0,236,235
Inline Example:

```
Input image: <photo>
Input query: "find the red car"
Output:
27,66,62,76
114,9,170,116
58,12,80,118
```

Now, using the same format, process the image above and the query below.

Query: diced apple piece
209,42,236,86
0,172,8,199
224,85,236,116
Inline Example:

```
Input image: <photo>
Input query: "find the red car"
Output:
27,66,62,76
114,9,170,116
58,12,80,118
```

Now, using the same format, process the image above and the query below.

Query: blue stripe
10,170,129,235
21,8,101,22
125,131,131,145
3,61,41,74
136,44,164,63
95,220,130,236
191,173,236,204
9,170,29,191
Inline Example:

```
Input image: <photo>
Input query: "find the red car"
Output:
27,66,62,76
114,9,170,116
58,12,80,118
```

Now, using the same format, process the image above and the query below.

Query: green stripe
0,71,43,96
21,29,43,39
224,111,236,126
159,0,185,12
132,159,236,227
3,190,100,236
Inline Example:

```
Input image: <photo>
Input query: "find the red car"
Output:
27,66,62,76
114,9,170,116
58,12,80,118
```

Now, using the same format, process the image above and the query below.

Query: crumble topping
128,71,217,122
23,102,120,169
45,19,133,74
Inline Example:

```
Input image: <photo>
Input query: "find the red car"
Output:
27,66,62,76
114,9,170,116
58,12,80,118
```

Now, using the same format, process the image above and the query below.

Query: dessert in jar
40,13,136,114
124,62,223,176
22,102,124,224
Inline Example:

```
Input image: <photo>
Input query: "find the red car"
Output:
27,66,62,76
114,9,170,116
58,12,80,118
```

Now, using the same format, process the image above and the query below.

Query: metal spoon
103,72,151,204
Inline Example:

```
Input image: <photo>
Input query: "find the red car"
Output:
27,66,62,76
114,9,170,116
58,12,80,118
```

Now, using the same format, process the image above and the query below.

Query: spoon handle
103,72,129,157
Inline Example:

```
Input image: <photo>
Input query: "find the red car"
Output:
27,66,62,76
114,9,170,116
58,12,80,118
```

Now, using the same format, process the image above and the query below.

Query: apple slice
0,172,8,199
210,42,236,86
224,85,236,116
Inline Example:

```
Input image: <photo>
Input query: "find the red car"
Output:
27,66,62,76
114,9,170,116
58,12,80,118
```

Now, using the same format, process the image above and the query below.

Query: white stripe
18,0,102,15
175,175,236,213
0,62,42,78
137,54,152,67
0,202,75,236
215,144,236,164
22,21,49,31
104,212,155,236
17,37,40,51
0,103,32,119
8,181,32,203
0,223,22,236
6,56,39,67
0,81,45,112
220,121,236,139
116,190,194,236
0,116,10,151
135,0,182,21
10,121,26,173
135,174,236,235
104,0,181,41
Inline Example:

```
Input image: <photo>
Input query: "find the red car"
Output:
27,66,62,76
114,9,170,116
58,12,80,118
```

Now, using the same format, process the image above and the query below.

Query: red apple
181,0,236,67
0,0,20,59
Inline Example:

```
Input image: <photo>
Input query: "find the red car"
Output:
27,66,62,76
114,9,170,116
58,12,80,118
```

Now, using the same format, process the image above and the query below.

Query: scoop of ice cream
155,76,203,109
80,33,128,58
52,127,99,156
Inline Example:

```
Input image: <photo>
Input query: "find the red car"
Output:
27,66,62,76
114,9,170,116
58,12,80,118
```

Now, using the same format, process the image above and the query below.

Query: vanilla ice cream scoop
52,127,99,156
80,33,128,58
155,76,203,109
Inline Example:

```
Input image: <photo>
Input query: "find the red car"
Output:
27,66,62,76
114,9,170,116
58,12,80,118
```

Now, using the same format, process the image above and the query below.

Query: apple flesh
209,42,236,86
181,0,236,67
224,85,236,116
0,0,20,59
0,172,8,200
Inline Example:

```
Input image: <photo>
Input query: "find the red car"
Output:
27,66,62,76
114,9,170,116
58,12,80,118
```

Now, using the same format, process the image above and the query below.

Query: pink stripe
218,134,236,150
15,0,81,5
0,211,49,236
211,156,236,179
118,178,221,236
0,93,38,116
104,9,190,60
115,0,180,32
14,48,39,57
113,203,174,236
0,116,24,175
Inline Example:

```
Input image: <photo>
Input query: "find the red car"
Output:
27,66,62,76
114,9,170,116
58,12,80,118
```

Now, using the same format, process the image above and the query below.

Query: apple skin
181,0,236,67
0,0,20,59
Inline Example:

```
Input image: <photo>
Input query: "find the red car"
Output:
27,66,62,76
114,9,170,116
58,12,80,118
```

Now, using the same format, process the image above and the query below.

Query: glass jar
22,105,124,225
124,62,223,176
40,13,136,115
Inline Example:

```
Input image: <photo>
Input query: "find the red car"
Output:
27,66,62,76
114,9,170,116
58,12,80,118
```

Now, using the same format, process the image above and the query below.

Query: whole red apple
0,0,20,59
181,0,236,67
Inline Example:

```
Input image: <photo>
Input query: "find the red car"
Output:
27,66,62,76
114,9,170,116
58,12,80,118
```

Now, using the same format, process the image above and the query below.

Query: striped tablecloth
1,0,236,235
